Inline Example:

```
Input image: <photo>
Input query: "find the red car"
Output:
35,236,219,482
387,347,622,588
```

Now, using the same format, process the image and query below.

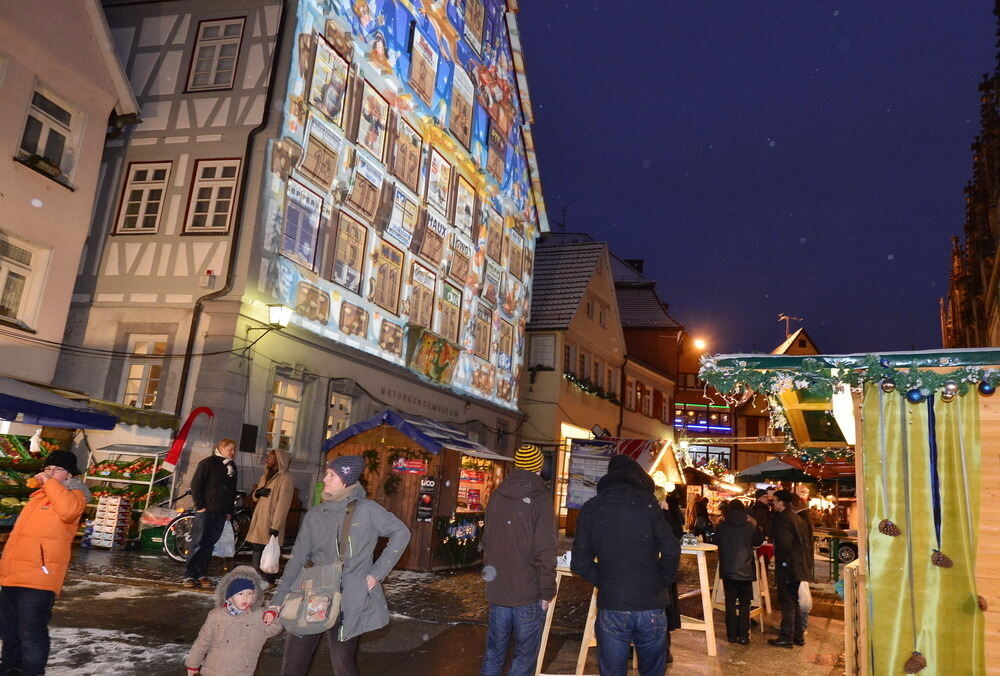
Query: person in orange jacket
0,450,89,676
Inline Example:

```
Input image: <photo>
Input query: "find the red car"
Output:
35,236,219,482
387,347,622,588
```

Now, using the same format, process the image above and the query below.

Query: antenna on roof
777,313,804,337
551,203,569,232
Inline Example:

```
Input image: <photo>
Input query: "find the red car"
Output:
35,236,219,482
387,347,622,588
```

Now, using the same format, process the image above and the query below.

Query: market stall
323,409,510,571
701,349,1000,675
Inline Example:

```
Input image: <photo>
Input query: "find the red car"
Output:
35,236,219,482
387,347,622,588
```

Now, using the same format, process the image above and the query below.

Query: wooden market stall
701,349,1000,675
324,409,510,571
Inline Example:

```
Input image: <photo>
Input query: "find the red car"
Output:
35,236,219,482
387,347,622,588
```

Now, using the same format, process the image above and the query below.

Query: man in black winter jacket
747,488,773,540
714,500,764,644
572,455,680,676
768,490,814,648
183,439,239,587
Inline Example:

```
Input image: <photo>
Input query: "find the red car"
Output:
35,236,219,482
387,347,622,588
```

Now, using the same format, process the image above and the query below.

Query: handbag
260,535,281,574
279,502,355,635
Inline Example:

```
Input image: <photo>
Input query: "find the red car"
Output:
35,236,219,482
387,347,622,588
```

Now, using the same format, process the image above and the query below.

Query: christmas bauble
941,391,956,402
944,381,959,394
879,358,891,368
881,380,896,393
979,381,996,396
906,389,924,404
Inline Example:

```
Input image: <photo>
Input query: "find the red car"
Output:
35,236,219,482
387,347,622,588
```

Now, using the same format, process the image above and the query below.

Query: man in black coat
747,488,773,540
572,455,680,676
768,490,814,648
713,500,765,644
183,438,239,587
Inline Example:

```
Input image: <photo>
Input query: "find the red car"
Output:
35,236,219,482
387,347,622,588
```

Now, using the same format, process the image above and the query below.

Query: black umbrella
735,457,816,483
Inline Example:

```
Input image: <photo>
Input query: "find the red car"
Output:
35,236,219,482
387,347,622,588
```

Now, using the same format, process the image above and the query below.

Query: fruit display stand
0,433,56,528
85,496,132,548
83,444,174,537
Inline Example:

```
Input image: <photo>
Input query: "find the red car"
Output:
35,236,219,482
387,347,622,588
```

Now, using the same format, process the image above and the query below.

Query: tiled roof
528,241,606,330
615,286,682,328
610,255,651,284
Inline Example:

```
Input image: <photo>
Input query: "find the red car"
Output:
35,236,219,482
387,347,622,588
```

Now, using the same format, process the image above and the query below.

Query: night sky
518,2,996,355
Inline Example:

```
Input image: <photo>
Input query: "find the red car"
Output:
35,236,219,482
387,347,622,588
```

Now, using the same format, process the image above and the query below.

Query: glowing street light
693,338,707,351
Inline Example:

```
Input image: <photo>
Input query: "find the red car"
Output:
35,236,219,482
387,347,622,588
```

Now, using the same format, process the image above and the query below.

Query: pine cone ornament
978,595,988,612
878,519,901,536
904,651,927,674
931,550,954,568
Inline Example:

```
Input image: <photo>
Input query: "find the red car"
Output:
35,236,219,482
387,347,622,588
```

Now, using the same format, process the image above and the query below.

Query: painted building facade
0,0,137,384
58,0,546,500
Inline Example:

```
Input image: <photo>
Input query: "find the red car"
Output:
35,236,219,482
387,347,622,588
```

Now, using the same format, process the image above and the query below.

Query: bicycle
162,490,253,563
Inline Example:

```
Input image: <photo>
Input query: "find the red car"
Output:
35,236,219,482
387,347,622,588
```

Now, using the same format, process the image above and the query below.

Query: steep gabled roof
615,287,682,329
528,240,606,330
610,255,650,284
772,327,820,355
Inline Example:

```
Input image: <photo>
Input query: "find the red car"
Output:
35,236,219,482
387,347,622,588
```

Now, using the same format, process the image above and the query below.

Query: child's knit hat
226,577,256,599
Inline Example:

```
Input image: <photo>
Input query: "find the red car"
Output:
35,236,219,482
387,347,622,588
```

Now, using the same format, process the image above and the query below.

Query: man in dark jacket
714,500,764,644
747,488,773,540
768,490,814,648
572,455,680,676
183,439,239,587
480,444,556,676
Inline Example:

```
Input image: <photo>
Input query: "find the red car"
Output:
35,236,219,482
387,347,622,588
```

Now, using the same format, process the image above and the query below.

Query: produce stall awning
87,400,179,430
0,377,117,430
735,457,816,483
323,409,510,461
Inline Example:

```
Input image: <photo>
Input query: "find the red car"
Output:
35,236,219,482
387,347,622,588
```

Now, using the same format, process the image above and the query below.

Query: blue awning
323,409,510,461
0,377,117,430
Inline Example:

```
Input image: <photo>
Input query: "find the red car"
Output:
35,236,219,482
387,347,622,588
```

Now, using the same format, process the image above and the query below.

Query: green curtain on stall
862,385,983,675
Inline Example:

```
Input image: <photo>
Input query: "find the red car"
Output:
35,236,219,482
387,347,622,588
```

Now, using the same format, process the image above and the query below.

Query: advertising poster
339,300,369,339
567,439,616,509
449,234,472,284
482,260,502,305
450,66,475,149
371,240,404,313
393,458,427,474
409,330,460,383
487,122,506,180
409,28,438,106
463,0,485,53
408,262,435,328
507,228,524,279
485,207,503,262
308,38,349,126
385,187,418,248
378,319,404,356
295,281,330,324
393,117,422,193
281,179,323,267
420,210,449,265
357,81,389,160
346,153,383,221
416,476,436,522
299,115,343,190
331,213,367,293
454,175,476,237
426,149,452,215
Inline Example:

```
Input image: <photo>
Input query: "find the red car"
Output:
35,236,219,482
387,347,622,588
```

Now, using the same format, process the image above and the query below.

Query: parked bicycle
162,490,252,563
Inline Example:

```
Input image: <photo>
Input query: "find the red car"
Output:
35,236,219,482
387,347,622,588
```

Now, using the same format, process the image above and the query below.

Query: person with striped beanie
479,443,557,676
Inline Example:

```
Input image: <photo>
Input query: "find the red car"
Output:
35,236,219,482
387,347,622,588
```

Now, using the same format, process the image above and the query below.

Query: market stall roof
95,444,171,456
708,347,1000,371
0,377,117,430
779,454,855,480
323,409,510,462
735,457,816,483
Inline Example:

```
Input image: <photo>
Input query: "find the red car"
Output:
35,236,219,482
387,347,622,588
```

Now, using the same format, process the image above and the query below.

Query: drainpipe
174,1,290,417
616,355,628,436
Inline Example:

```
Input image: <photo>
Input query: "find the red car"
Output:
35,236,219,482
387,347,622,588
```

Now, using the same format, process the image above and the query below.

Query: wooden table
536,544,719,675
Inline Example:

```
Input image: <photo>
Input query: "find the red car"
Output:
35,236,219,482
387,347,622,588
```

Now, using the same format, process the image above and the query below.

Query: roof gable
528,241,607,330
771,327,821,355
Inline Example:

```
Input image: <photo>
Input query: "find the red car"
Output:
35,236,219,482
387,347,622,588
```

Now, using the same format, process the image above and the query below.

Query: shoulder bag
279,501,356,635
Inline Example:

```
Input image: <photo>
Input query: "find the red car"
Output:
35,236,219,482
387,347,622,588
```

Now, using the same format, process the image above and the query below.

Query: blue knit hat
226,577,256,599
328,455,366,486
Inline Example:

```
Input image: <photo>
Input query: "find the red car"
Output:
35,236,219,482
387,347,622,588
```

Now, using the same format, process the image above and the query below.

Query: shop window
473,303,491,360
326,392,352,439
187,18,245,91
529,334,555,369
688,445,731,468
408,263,435,329
457,456,492,512
674,403,732,434
371,240,404,313
184,159,240,232
115,163,171,233
18,88,78,179
439,284,462,342
267,375,302,453
0,235,46,328
120,335,168,409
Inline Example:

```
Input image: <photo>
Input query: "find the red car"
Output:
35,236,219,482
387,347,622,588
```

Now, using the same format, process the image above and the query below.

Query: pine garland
563,372,621,404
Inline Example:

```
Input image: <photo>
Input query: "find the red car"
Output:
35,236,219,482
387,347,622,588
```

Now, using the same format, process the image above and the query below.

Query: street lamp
267,304,293,329
693,338,707,351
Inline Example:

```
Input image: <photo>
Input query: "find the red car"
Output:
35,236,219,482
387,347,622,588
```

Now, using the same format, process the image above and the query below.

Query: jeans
595,608,667,676
722,579,753,641
0,586,56,676
479,602,546,676
280,627,359,676
183,511,228,580
776,566,805,641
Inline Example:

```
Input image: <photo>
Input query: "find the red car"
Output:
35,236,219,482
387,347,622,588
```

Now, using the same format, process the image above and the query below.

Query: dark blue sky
518,2,996,354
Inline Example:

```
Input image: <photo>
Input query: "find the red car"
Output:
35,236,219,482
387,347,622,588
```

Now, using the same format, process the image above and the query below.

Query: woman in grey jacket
268,455,410,676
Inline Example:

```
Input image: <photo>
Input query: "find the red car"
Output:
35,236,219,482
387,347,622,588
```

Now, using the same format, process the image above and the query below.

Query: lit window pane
20,117,42,155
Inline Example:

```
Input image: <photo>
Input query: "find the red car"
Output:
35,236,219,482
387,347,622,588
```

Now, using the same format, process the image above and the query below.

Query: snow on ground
46,627,187,674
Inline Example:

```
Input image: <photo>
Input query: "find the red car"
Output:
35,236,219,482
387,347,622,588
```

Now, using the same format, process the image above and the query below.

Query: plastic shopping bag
212,522,236,558
798,580,813,614
261,535,281,574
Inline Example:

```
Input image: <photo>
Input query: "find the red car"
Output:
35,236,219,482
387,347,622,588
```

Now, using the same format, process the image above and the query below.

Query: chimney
624,259,644,273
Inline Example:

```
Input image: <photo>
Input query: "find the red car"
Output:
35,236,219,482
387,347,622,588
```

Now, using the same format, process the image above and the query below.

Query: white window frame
17,86,82,180
187,18,245,91
184,159,240,232
326,391,352,439
119,334,169,410
529,334,555,369
115,162,171,233
267,375,303,454
0,235,48,329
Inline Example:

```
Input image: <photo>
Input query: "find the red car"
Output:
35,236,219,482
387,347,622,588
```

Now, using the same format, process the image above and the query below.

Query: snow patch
46,626,188,674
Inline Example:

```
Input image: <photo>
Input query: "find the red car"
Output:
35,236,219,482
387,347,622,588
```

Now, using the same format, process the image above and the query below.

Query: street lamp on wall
267,304,293,329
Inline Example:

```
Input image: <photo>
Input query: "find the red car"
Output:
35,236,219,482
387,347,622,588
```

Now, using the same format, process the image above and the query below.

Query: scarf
223,599,247,616
322,484,354,502
214,449,235,478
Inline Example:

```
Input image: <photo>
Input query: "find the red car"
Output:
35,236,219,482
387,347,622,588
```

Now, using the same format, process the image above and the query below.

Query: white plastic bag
261,534,281,574
798,580,813,614
212,522,236,558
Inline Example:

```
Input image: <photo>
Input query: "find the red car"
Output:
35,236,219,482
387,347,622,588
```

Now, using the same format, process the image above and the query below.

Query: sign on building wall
258,0,539,411
566,439,616,509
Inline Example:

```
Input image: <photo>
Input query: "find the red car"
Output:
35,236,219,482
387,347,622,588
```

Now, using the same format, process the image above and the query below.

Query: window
18,89,77,177
578,351,590,381
185,159,239,232
497,321,514,371
439,284,462,342
599,307,607,328
679,372,703,390
607,367,615,395
592,359,602,388
115,163,170,232
563,342,576,375
674,403,732,434
636,381,652,416
529,334,555,369
408,263,435,329
0,237,44,326
660,394,672,424
689,445,731,468
326,392,352,439
585,298,594,320
371,240,404,313
188,18,245,91
267,376,302,452
473,304,491,360
281,180,323,267
121,335,168,409
330,213,367,294
624,376,636,410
